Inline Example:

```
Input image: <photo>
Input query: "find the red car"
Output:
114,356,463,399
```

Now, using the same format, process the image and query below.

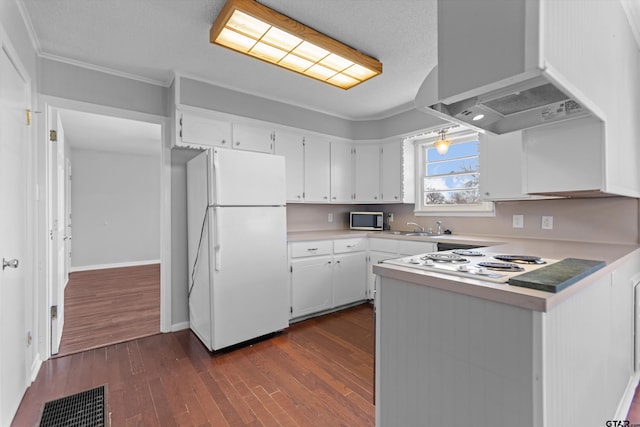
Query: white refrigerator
186,148,289,351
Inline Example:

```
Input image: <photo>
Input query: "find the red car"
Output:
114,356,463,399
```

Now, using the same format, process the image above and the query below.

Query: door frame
39,96,172,359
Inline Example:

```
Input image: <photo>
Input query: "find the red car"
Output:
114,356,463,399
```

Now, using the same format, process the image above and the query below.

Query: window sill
414,202,495,217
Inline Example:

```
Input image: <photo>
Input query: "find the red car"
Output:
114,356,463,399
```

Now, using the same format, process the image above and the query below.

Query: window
411,128,494,216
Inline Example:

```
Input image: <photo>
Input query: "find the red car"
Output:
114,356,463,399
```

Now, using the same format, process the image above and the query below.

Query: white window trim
410,128,495,217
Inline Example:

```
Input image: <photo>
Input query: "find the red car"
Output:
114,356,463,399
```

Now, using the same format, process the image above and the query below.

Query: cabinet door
333,252,367,307
479,131,530,200
354,144,381,202
291,256,333,318
330,142,353,203
232,123,274,154
304,136,331,202
523,116,603,194
178,111,232,149
368,251,396,300
275,131,305,202
380,141,402,202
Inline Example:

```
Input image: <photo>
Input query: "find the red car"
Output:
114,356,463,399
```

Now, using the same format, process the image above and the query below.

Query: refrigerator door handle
213,207,222,271
212,149,221,204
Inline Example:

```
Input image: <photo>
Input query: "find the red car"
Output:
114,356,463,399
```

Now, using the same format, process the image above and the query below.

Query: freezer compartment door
209,148,286,206
211,206,289,350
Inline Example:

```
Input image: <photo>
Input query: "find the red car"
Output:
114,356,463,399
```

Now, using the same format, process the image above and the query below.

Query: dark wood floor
56,264,161,357
13,304,375,426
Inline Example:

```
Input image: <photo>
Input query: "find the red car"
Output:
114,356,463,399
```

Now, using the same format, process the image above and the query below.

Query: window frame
411,127,495,217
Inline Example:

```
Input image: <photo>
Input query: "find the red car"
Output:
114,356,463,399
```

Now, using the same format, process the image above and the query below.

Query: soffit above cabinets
19,0,437,121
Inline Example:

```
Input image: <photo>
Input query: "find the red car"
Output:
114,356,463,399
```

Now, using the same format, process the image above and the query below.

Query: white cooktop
383,251,559,283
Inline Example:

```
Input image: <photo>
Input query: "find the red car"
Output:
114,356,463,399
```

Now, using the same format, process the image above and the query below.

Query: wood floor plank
13,304,375,427
56,264,160,357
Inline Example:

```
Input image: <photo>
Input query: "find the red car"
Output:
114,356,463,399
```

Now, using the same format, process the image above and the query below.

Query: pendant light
434,129,451,155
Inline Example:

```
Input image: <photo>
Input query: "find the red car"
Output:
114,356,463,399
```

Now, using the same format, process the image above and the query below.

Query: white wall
70,148,160,268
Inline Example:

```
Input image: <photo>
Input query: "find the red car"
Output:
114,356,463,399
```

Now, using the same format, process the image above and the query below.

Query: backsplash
287,197,640,244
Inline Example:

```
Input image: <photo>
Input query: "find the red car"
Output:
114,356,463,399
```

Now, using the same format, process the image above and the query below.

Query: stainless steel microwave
350,211,384,231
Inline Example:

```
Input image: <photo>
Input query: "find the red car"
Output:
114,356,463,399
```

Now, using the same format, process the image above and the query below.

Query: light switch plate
541,215,553,230
328,213,333,223
388,213,394,223
512,214,524,228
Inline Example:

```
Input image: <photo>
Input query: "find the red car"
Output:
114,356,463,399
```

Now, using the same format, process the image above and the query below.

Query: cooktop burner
477,261,525,272
452,250,484,257
493,255,546,264
421,253,469,264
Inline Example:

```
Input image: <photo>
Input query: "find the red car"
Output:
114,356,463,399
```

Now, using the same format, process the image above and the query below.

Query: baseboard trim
70,259,161,272
615,371,640,420
30,355,42,383
171,321,190,332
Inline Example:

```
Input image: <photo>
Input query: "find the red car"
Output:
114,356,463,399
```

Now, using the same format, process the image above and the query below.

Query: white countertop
288,229,640,312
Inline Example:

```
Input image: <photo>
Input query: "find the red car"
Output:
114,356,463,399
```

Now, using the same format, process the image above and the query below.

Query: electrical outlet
541,216,553,230
328,213,333,223
512,214,524,228
388,213,394,223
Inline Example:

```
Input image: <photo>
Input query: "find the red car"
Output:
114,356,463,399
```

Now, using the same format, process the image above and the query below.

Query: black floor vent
38,384,108,427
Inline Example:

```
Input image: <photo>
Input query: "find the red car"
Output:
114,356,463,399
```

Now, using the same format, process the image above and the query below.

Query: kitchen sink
404,232,442,237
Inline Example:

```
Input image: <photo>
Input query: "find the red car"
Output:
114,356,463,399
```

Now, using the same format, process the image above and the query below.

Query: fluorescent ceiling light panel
210,0,383,89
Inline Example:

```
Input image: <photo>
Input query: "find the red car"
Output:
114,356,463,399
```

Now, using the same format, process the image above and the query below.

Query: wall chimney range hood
416,0,596,135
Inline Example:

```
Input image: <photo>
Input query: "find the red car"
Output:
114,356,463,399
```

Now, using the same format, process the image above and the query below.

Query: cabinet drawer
398,240,437,256
333,238,366,254
290,240,333,258
369,238,399,254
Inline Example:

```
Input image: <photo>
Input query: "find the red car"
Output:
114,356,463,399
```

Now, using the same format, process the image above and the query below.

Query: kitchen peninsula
372,236,640,427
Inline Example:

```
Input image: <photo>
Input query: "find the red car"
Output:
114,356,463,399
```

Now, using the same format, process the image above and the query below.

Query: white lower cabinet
367,238,437,299
333,252,367,307
291,255,333,318
289,238,367,320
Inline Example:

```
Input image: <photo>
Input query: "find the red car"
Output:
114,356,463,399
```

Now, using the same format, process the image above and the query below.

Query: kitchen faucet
406,222,424,232
436,220,443,235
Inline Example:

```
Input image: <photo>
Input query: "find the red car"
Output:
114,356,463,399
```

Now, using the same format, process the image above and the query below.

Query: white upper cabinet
275,131,305,202
177,111,232,149
304,136,331,203
330,142,353,203
523,116,604,196
354,141,403,203
232,123,274,154
354,144,381,203
479,131,530,200
380,141,402,202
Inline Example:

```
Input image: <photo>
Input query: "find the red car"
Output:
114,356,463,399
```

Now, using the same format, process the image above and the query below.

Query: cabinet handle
346,244,356,248
335,260,341,264
307,248,318,252
221,139,226,144
297,195,301,199
235,141,240,146
323,196,328,200
374,196,378,200
395,195,398,199
328,261,332,264
332,196,336,200
485,192,490,196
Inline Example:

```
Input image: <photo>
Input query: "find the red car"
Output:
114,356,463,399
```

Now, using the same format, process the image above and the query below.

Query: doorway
44,102,169,357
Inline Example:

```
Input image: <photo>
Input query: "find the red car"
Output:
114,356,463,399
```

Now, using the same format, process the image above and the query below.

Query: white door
65,159,72,274
209,148,286,206
211,206,289,350
354,144,381,202
303,136,331,202
330,142,353,203
0,42,29,426
48,109,66,355
380,141,402,202
232,123,274,153
274,131,304,202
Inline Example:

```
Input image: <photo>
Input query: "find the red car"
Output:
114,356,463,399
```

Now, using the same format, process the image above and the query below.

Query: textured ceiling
20,0,438,121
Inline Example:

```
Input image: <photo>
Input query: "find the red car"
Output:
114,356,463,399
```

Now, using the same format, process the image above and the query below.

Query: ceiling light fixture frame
210,0,383,89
